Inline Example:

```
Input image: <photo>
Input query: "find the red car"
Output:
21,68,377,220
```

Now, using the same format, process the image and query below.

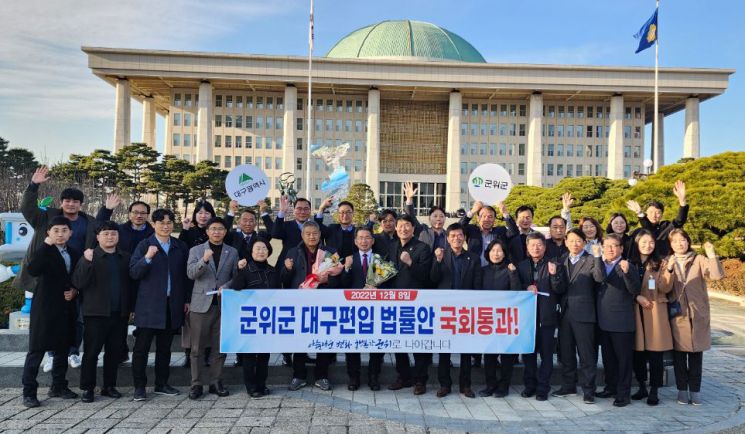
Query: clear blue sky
0,0,742,164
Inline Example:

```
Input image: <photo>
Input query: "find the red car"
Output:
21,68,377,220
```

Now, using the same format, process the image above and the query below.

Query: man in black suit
627,180,688,257
340,227,384,391
386,214,433,395
431,223,482,399
594,234,641,407
460,200,518,267
316,199,371,258
271,196,314,266
372,209,398,256
552,229,604,404
226,206,272,260
516,232,568,401
545,216,570,261
507,205,537,264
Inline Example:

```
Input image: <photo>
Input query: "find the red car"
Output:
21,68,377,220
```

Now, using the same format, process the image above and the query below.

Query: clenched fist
284,258,294,271
547,262,557,275
238,259,248,269
399,251,412,267
434,248,444,263
507,263,517,272
619,260,630,274
145,245,159,259
83,248,94,262
203,249,214,263
591,243,602,258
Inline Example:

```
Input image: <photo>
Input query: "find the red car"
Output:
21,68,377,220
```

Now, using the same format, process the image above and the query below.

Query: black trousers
437,353,472,388
80,315,128,391
132,303,176,389
241,353,270,392
484,354,516,393
292,353,334,380
394,353,431,385
346,353,384,382
600,330,634,401
633,350,665,388
22,346,69,397
523,325,556,395
559,318,597,394
673,351,703,392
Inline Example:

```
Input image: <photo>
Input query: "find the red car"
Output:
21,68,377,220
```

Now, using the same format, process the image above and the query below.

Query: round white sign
225,164,271,206
467,163,513,204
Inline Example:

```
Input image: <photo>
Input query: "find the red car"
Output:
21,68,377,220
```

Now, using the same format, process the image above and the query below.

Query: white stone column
163,112,172,156
683,97,700,158
365,88,381,196
607,94,624,179
445,91,462,211
196,81,213,162
141,96,156,149
653,111,664,172
282,85,298,176
526,93,543,186
113,78,131,151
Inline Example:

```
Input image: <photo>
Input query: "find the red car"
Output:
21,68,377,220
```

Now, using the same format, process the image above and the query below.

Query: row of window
214,135,284,149
214,155,283,171
214,115,283,130
215,95,284,110
212,95,369,114
462,104,527,118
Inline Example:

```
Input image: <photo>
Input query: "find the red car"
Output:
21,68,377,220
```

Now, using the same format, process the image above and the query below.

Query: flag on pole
634,9,658,53
309,0,315,51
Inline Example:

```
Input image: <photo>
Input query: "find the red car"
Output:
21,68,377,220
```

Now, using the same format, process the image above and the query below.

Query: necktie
362,253,368,276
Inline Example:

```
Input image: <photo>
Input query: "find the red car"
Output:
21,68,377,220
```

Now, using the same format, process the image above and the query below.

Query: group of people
16,167,723,411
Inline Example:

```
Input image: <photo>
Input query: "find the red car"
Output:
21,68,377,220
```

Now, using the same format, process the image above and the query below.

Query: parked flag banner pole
304,0,314,200
653,0,659,172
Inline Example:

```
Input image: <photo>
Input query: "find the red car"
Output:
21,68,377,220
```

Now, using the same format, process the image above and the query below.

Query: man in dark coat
431,223,483,399
594,234,641,407
129,209,189,401
552,229,604,404
271,196,315,266
72,221,135,402
340,227,384,391
459,200,518,267
627,180,688,257
386,214,433,395
507,205,538,264
316,199,373,258
95,195,154,254
280,221,342,392
372,209,399,256
21,216,81,408
225,206,272,260
516,232,568,401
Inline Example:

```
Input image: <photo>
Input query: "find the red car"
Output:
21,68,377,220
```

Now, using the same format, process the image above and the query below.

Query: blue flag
634,9,658,53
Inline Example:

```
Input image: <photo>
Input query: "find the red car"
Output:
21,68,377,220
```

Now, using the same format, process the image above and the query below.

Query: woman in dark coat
605,213,633,258
224,239,279,397
479,239,521,398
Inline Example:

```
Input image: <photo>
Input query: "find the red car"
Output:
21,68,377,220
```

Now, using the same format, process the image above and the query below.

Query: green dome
326,20,486,63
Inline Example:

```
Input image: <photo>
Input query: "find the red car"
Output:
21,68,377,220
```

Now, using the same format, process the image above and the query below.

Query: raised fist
202,249,213,263
703,241,716,258
83,248,94,262
619,260,630,274
238,259,248,269
507,263,517,272
145,245,159,259
284,258,294,271
399,251,412,266
229,200,239,213
434,248,444,263
591,244,602,257
547,262,557,275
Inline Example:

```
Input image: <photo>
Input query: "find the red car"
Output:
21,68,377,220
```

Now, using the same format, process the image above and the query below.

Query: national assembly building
83,20,733,213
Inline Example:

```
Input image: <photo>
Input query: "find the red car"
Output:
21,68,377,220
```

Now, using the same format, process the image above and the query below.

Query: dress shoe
368,376,381,391
535,394,548,401
494,390,509,398
596,389,615,398
460,387,475,398
551,388,577,397
520,388,536,398
250,390,265,398
154,385,179,396
631,385,648,400
101,387,122,399
583,393,595,404
189,386,203,400
613,398,630,407
647,387,659,406
436,386,451,398
388,378,413,391
347,383,359,391
48,387,78,399
478,387,496,397
23,396,40,408
81,389,94,403
413,383,426,395
209,382,229,397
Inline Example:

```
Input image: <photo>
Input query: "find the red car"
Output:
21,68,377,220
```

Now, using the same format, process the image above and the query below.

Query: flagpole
304,0,314,200
652,0,660,172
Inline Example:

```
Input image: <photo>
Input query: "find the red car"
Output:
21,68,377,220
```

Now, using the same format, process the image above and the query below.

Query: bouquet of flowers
300,249,344,289
365,253,398,287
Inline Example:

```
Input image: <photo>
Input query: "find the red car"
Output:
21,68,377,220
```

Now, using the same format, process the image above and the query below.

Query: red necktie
362,253,368,276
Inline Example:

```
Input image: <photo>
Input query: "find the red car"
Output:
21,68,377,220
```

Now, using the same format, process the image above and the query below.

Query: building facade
84,20,733,213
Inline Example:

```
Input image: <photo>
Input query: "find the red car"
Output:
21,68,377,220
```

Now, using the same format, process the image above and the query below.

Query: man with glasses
129,209,189,401
316,199,371,258
185,217,239,400
593,234,640,407
460,200,518,267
